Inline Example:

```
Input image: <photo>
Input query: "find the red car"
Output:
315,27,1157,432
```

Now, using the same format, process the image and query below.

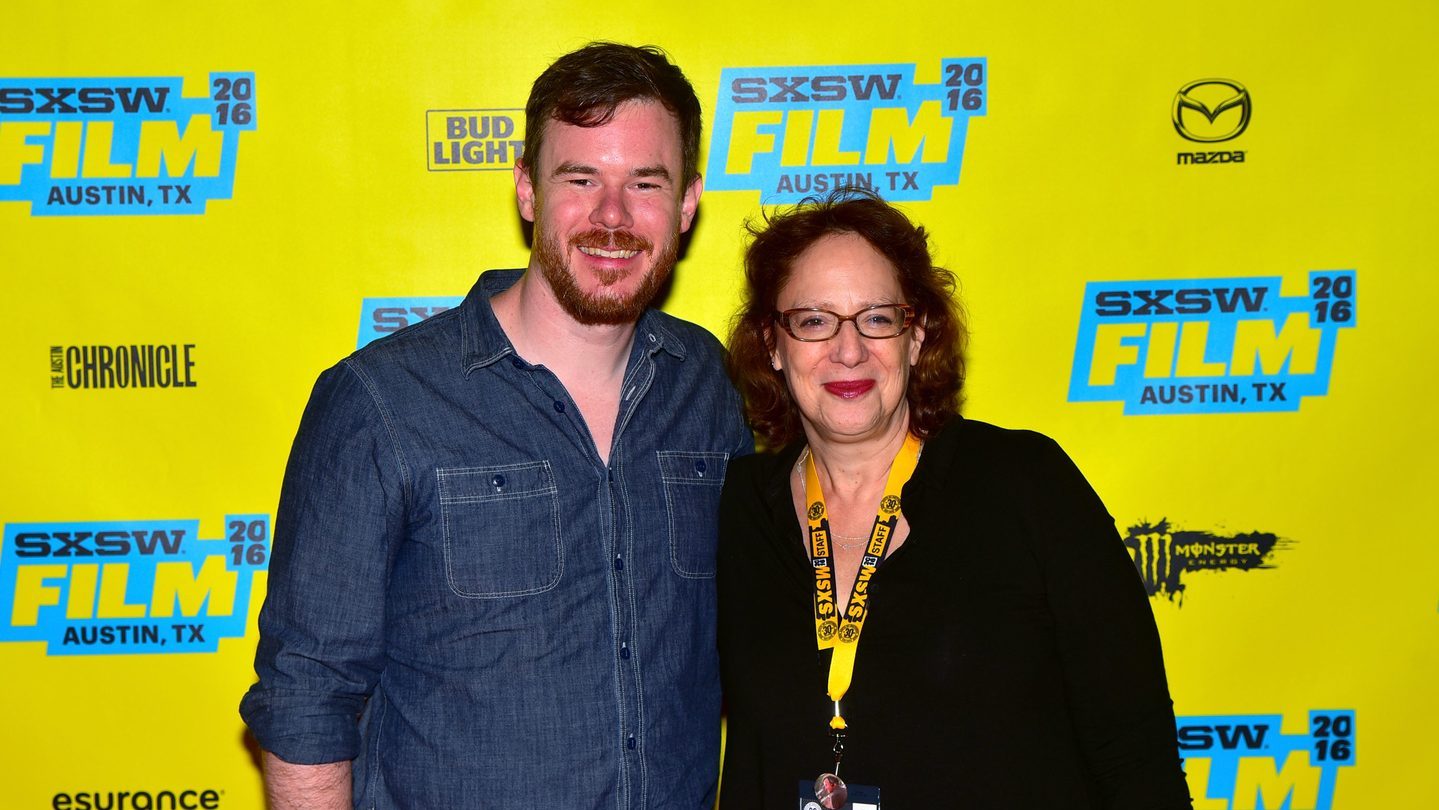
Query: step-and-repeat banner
3,2,1435,808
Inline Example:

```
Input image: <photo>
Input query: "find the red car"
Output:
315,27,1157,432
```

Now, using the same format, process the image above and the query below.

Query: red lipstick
822,380,874,398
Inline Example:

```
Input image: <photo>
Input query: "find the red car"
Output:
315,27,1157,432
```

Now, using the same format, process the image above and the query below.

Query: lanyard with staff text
804,431,922,766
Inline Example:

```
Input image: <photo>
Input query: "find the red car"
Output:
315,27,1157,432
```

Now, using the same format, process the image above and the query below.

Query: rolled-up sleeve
239,359,408,764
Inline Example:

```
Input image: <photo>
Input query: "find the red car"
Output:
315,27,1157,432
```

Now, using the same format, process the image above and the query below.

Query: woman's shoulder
925,415,1069,468
920,416,1107,518
723,442,803,501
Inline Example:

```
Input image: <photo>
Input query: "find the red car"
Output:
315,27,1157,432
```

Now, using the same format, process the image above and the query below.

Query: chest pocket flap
438,462,561,598
657,451,729,579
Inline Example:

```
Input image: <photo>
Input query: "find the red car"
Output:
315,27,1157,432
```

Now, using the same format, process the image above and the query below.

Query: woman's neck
803,410,912,501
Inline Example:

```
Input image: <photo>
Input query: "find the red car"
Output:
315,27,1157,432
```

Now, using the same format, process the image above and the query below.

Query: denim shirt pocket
657,450,730,579
437,462,562,598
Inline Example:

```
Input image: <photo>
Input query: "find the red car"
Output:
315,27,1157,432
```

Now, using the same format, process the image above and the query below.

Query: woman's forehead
778,234,902,306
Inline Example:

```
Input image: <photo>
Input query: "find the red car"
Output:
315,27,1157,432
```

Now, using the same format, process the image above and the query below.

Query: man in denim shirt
240,43,751,808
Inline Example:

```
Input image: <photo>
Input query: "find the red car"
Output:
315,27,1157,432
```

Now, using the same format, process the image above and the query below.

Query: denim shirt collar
460,269,689,376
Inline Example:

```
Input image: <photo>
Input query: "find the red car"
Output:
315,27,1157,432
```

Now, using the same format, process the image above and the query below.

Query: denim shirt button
491,474,506,490
509,357,523,368
627,734,637,750
620,642,630,659
614,555,624,571
553,400,565,413
693,459,707,477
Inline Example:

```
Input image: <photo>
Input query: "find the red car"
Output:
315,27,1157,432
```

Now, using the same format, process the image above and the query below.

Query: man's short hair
523,42,702,188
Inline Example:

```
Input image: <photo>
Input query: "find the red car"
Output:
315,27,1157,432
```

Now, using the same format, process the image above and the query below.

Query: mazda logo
1173,79,1251,143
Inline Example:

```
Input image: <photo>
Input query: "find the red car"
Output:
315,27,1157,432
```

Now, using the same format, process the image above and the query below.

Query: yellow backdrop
3,2,1435,808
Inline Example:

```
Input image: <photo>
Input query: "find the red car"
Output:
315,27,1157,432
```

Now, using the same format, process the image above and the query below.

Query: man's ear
514,160,537,223
679,174,703,233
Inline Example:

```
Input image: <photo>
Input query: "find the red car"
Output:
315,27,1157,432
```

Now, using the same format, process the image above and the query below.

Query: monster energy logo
1122,519,1291,603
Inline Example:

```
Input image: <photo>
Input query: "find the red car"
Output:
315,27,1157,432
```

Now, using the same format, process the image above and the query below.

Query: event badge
797,779,880,809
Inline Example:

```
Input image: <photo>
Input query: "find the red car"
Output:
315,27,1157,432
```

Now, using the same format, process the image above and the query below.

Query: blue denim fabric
240,270,752,809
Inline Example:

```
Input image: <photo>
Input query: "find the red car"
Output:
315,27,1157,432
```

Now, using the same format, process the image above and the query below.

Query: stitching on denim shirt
437,461,564,598
360,687,387,808
657,451,729,579
639,309,688,361
339,358,413,508
607,376,645,807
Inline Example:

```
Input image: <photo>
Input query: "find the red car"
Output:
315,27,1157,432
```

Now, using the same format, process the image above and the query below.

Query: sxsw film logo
1,514,269,655
1179,710,1355,809
0,72,257,215
427,109,524,171
1124,519,1293,603
708,59,987,202
1069,271,1356,414
1174,78,1249,165
357,297,459,349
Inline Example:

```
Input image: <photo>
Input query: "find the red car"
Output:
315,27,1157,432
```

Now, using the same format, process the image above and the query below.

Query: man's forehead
536,100,682,165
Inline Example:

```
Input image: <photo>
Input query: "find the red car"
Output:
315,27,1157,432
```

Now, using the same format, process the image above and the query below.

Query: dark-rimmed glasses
773,304,915,342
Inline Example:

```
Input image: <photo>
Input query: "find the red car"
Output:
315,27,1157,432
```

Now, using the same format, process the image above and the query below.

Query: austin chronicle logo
1172,79,1251,143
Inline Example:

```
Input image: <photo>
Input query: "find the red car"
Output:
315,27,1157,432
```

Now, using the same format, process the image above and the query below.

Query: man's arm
262,752,351,810
241,361,407,799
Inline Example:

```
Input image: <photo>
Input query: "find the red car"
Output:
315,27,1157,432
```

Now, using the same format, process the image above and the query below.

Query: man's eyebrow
633,165,673,181
550,161,597,176
548,162,673,181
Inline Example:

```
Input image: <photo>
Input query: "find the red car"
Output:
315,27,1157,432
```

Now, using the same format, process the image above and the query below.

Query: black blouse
717,416,1192,809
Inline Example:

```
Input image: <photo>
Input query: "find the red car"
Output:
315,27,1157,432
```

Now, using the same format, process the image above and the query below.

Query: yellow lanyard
804,432,921,730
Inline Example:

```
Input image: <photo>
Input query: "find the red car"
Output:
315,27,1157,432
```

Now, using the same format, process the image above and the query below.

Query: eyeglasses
773,304,916,342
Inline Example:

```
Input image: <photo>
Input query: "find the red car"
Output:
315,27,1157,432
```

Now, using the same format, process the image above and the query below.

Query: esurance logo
1069,271,1356,414
427,109,524,171
708,59,986,202
1,514,269,655
0,73,256,215
357,297,459,348
1180,711,1355,810
1125,519,1292,603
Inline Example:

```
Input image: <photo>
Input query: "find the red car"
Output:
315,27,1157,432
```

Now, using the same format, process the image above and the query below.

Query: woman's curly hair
727,188,967,450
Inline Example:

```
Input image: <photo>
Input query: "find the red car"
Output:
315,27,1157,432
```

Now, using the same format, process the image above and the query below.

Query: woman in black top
718,189,1192,809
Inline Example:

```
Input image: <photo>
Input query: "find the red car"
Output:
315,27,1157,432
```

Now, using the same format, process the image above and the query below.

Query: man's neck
490,269,638,381
490,268,639,462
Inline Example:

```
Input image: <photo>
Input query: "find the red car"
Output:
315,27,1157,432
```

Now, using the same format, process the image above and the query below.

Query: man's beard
533,223,678,326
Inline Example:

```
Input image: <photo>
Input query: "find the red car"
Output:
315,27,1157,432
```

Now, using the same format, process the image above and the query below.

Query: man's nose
590,186,633,230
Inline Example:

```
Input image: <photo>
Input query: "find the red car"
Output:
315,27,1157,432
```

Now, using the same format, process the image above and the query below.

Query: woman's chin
804,414,895,444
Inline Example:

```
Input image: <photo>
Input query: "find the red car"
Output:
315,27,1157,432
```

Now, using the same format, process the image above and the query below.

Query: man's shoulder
345,270,512,375
642,308,727,363
345,305,463,374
